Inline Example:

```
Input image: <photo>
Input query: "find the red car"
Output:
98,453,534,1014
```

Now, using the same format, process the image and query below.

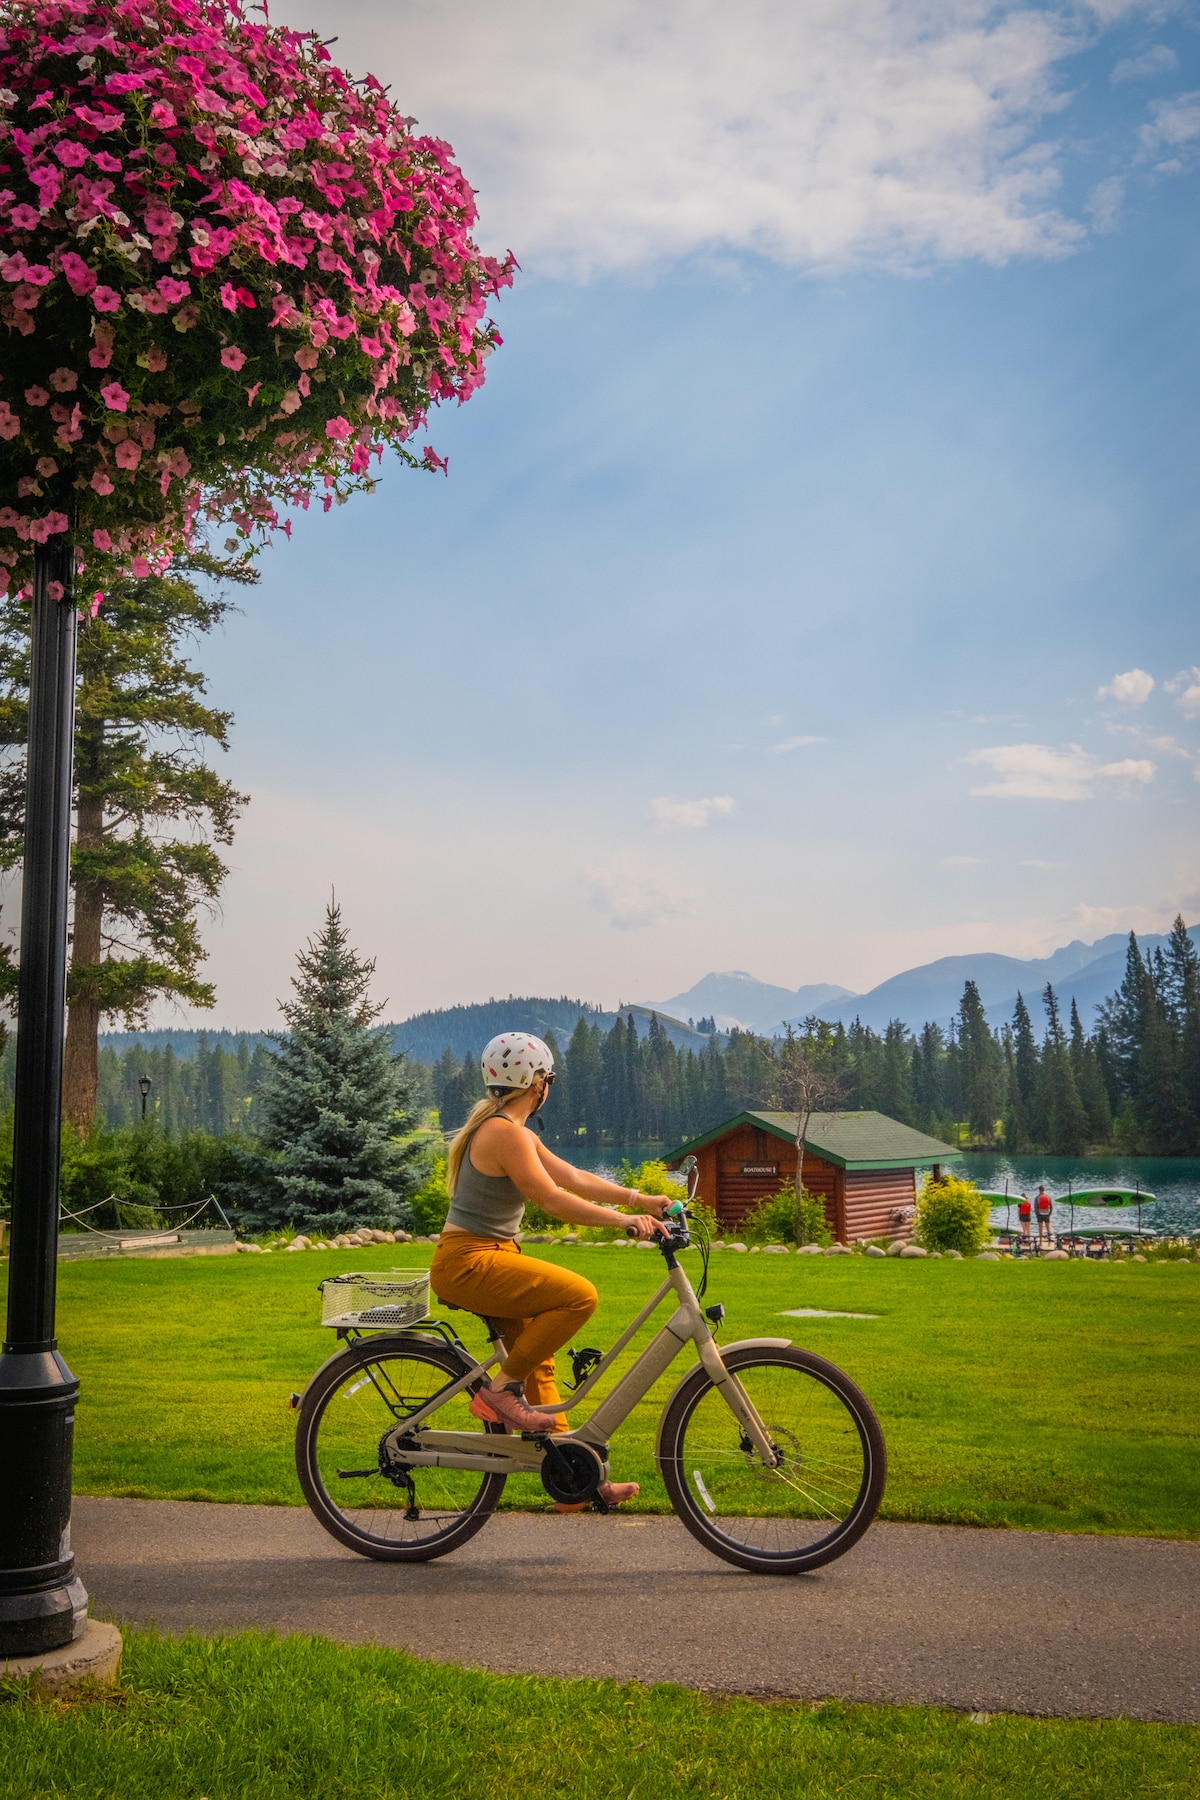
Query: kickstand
590,1490,610,1515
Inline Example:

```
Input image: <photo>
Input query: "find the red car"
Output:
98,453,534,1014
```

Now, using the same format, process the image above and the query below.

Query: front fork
693,1336,779,1466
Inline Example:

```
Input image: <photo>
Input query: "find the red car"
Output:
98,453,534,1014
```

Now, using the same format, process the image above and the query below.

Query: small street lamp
138,1076,152,1123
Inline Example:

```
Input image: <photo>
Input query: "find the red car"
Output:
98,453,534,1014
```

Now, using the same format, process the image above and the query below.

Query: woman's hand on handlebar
625,1211,671,1240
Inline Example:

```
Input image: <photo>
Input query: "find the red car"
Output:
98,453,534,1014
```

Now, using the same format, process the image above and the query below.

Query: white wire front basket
320,1269,431,1330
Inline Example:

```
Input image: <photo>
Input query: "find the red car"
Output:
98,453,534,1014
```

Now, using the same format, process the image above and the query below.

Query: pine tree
957,981,1001,1143
1069,998,1112,1145
1036,985,1088,1154
0,553,251,1127
1001,993,1038,1150
248,902,424,1235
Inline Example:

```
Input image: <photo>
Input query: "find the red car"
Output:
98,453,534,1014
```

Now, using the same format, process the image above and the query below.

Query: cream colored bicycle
294,1163,886,1575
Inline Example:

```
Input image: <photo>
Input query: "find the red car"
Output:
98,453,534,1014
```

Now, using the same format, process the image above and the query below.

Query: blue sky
168,1,1199,1027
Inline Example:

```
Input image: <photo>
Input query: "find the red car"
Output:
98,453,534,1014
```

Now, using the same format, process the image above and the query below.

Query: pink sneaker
554,1479,640,1513
470,1384,559,1434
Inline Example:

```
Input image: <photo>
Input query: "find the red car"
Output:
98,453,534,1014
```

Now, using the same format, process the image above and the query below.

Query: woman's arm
533,1141,670,1215
481,1124,666,1237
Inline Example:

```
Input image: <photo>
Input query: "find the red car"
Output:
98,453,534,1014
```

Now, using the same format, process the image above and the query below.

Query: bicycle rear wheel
296,1336,507,1562
659,1344,885,1574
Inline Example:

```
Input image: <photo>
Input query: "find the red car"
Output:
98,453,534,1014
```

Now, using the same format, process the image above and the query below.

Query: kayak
1065,1189,1155,1209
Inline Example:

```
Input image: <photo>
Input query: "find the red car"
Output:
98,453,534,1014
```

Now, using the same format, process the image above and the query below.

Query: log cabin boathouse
665,1111,959,1242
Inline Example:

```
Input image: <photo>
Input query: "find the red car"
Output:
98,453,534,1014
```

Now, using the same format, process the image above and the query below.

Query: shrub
914,1173,993,1254
407,1153,450,1235
742,1184,832,1247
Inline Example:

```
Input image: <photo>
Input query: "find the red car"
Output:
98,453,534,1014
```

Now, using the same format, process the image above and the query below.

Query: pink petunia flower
0,509,17,528
36,457,58,478
90,470,114,495
88,341,113,369
294,344,319,369
46,580,64,601
92,527,113,550
219,282,239,312
114,441,141,469
131,556,151,578
245,382,262,405
1,253,27,282
325,416,353,441
9,205,40,229
92,152,123,174
90,594,104,618
50,368,78,392
359,336,384,359
156,276,190,304
100,381,129,413
279,389,301,414
24,386,49,407
92,287,120,313
53,140,89,168
220,345,247,371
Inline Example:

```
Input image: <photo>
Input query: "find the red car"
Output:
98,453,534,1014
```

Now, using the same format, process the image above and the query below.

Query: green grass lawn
18,1243,1200,1536
1,1629,1195,1800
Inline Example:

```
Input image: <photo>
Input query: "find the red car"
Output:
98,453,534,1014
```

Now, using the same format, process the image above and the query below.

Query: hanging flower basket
0,0,514,597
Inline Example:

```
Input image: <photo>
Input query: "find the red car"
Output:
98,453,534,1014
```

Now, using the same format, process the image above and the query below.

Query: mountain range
102,924,1196,1063
647,926,1199,1038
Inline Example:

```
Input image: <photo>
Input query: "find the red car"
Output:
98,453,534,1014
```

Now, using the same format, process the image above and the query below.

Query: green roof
665,1110,960,1171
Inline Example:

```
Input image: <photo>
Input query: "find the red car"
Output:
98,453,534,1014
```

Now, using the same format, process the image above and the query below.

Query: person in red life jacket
1035,1187,1054,1245
1017,1194,1033,1242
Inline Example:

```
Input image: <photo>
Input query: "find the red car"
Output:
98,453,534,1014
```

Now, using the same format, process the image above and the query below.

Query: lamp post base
0,1348,88,1656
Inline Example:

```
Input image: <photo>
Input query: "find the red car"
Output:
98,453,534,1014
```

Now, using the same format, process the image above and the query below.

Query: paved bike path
72,1499,1198,1724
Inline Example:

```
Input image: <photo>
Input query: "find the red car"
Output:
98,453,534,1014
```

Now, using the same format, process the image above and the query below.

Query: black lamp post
0,540,88,1655
138,1075,152,1122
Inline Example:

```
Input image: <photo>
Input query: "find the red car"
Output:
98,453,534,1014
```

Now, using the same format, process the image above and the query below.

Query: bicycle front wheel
659,1345,886,1574
296,1336,507,1562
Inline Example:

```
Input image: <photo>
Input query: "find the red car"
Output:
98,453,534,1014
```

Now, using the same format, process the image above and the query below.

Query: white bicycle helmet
481,1032,555,1091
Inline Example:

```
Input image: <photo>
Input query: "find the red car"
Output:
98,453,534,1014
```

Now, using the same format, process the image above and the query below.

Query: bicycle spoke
663,1350,884,1569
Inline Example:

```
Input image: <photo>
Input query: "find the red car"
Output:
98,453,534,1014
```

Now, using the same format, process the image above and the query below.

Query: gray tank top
445,1124,527,1239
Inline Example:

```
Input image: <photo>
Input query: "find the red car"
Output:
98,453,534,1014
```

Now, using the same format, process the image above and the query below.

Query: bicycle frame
349,1252,788,1481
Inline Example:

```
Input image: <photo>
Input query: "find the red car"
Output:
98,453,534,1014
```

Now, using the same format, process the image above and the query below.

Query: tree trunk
61,791,103,1132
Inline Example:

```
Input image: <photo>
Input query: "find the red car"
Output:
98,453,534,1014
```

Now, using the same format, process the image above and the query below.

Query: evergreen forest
5,919,1195,1163
431,919,1200,1157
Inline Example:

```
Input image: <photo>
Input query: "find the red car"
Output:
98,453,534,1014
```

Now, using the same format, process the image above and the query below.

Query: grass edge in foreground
0,1628,1196,1800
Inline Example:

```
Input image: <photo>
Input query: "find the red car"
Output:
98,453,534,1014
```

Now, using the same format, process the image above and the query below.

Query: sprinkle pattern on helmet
481,1032,555,1091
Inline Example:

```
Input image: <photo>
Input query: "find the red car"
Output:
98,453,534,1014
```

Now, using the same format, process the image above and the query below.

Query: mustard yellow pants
430,1233,597,1414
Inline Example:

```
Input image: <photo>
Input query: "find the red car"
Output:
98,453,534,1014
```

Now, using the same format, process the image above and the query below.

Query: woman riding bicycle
429,1032,669,1508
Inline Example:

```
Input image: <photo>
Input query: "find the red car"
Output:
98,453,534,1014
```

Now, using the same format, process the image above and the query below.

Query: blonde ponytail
446,1094,515,1195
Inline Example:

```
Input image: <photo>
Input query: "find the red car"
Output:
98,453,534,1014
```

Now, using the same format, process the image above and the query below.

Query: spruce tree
1036,985,1088,1154
1069,998,1112,1145
957,981,1001,1143
249,902,424,1235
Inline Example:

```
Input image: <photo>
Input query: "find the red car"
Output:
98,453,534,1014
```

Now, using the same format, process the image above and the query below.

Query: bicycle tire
659,1344,886,1574
296,1335,507,1562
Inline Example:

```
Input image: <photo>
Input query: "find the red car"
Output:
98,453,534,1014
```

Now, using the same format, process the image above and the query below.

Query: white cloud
964,743,1156,799
1097,667,1154,705
1166,667,1200,717
649,794,736,829
1139,89,1200,169
1085,175,1124,233
276,0,1139,278
1111,44,1178,84
771,736,826,753
586,861,697,931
